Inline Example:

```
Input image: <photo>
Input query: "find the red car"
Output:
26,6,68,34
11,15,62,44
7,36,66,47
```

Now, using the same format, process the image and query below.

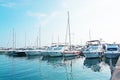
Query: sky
0,0,120,48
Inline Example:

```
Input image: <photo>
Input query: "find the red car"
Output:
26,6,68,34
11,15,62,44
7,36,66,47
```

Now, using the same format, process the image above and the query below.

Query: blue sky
0,0,120,48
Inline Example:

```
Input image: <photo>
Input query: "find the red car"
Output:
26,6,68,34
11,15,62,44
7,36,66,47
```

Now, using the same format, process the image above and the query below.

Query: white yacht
48,44,64,57
104,44,120,58
83,40,104,58
47,43,65,57
40,43,63,57
42,43,80,57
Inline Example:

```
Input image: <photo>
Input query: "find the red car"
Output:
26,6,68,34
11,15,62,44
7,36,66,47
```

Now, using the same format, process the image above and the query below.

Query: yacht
41,43,63,57
48,44,65,57
42,43,80,57
104,44,120,58
83,40,104,58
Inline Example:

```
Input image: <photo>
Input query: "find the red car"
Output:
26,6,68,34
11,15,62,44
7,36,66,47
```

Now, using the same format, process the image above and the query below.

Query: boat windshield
54,47,63,50
89,46,98,50
47,46,55,50
107,48,117,51
85,45,98,51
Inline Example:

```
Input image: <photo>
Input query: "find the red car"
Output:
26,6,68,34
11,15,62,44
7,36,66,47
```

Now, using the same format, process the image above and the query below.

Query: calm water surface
0,54,117,80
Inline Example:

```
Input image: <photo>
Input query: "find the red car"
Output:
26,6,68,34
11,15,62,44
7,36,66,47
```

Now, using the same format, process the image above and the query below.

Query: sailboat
6,28,16,56
48,12,80,57
25,27,42,56
62,11,80,57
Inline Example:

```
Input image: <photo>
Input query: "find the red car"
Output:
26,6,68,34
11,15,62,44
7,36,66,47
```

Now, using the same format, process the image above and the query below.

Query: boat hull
25,51,41,56
0,50,6,54
48,52,63,57
14,52,26,57
5,50,16,56
41,51,50,56
83,52,103,58
63,51,80,57
104,52,120,59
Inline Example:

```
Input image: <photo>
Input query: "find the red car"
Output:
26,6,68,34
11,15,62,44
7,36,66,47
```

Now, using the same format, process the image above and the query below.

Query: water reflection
43,56,80,66
41,56,80,80
8,55,118,72
83,58,103,72
26,56,43,62
2,55,112,80
47,57,65,67
105,58,118,80
105,58,118,67
83,57,118,74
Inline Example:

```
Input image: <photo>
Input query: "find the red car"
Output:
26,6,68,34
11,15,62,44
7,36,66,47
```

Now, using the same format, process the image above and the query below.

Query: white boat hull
41,50,50,56
48,52,63,57
25,50,41,56
83,51,103,58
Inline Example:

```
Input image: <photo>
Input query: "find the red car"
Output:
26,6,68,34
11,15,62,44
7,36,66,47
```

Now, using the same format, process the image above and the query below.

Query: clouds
0,1,16,8
0,0,34,8
27,11,47,19
26,10,65,27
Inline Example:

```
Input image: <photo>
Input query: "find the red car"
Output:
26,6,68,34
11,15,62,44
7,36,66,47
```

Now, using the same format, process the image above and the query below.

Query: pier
111,57,120,80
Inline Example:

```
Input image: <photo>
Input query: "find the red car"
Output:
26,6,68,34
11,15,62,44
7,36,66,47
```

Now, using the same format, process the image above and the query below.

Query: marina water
0,53,115,80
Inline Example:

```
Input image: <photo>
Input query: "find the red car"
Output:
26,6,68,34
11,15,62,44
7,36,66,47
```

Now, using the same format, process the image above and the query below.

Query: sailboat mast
65,22,68,45
15,31,16,49
37,36,38,48
25,32,26,48
68,11,71,50
89,28,91,41
51,35,53,44
39,26,41,48
12,28,15,50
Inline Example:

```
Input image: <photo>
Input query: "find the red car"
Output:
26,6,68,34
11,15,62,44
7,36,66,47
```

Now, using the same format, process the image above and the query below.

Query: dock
111,57,120,80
